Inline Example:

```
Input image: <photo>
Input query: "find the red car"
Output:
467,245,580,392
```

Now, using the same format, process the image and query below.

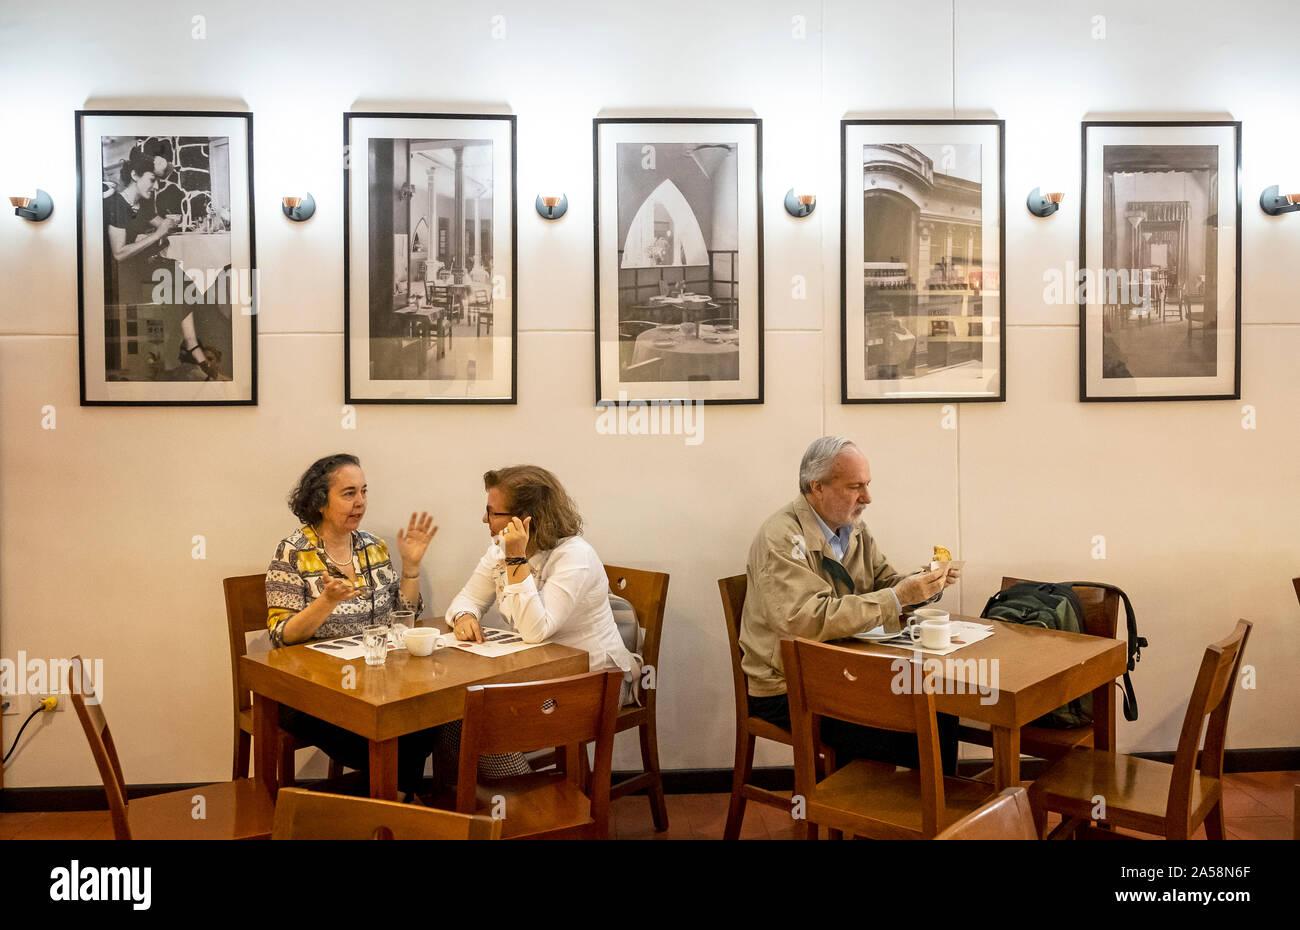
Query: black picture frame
344,112,517,404
594,117,764,406
840,119,1006,404
1079,120,1242,402
76,109,257,405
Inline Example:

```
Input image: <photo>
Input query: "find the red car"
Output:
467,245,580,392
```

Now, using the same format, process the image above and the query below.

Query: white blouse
445,535,636,675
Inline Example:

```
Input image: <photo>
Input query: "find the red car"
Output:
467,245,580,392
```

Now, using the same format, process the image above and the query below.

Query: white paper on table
433,629,546,658
869,621,996,656
305,635,399,661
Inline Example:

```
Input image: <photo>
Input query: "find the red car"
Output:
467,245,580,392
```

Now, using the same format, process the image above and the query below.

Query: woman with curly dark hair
265,453,438,799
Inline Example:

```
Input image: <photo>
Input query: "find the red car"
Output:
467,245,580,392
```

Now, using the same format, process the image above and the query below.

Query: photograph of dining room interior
367,136,495,382
99,134,235,382
860,141,996,392
1099,144,1220,380
616,141,741,382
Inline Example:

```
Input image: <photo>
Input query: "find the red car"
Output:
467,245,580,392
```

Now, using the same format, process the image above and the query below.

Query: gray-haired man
737,436,960,773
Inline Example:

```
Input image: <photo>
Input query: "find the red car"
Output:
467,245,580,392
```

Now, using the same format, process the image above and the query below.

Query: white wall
1,0,1297,788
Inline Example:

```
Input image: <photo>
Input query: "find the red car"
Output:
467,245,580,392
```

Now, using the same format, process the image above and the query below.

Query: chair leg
1203,802,1225,840
724,731,756,840
638,719,669,832
279,738,297,788
234,727,251,780
327,759,343,779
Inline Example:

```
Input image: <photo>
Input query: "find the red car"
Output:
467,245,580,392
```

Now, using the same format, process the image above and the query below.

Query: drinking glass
362,625,389,666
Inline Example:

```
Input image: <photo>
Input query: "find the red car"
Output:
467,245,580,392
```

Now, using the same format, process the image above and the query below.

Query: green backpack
981,582,1093,728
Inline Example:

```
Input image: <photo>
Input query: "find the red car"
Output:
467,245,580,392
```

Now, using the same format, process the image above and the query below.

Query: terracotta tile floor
3,770,1294,840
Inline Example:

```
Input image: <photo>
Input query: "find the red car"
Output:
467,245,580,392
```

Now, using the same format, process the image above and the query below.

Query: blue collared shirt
811,509,902,614
811,509,853,562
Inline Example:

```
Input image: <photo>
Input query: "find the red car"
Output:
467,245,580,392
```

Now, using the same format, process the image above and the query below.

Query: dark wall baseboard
6,747,1297,812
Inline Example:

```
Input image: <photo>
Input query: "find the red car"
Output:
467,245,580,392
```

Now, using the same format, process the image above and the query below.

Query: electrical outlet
1,692,64,717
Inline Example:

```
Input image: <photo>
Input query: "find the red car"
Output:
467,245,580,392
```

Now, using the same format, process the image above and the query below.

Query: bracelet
504,557,527,566
402,571,420,579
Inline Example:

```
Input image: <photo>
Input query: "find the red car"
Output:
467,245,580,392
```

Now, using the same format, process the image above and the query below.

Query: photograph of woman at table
101,138,232,381
265,453,441,799
446,465,639,703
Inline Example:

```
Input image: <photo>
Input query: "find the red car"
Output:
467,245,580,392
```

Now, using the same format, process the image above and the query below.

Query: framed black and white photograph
345,112,516,403
840,120,1005,404
595,118,763,405
1080,121,1241,401
77,110,256,405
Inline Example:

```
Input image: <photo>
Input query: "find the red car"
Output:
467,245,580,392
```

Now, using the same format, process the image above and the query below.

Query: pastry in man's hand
933,545,953,562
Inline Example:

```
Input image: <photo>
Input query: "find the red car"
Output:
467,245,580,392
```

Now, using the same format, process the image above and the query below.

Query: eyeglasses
485,506,514,518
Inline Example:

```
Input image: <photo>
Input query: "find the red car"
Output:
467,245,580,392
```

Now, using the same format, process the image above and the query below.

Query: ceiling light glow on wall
784,189,816,218
1259,185,1300,216
535,194,568,220
1026,187,1064,218
282,194,316,222
11,190,53,222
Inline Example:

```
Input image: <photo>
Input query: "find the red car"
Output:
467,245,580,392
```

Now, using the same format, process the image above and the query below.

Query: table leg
369,738,400,801
991,726,1021,790
1092,677,1117,753
252,693,280,803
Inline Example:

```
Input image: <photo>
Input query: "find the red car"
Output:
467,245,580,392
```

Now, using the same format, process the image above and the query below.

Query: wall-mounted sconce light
282,194,316,222
1259,185,1300,216
784,189,816,218
535,194,568,220
11,190,53,222
1026,187,1064,218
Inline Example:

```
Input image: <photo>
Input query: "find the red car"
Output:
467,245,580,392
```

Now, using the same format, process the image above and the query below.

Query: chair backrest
456,670,623,835
272,787,501,840
781,637,946,836
934,787,1037,840
1000,576,1120,639
604,564,669,705
67,656,132,840
1168,619,1252,827
223,574,268,720
717,574,750,724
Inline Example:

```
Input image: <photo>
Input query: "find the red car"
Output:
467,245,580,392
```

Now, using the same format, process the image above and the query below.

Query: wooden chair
1028,619,1252,840
783,638,993,839
223,574,341,784
720,574,790,839
934,787,1037,840
959,577,1122,762
272,787,500,840
718,575,837,840
67,655,274,840
604,564,671,831
455,669,622,839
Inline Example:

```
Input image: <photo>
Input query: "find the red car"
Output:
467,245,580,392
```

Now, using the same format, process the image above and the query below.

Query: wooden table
838,617,1126,790
241,642,589,802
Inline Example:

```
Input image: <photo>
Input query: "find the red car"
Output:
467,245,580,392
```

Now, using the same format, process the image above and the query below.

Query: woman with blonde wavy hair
446,465,637,689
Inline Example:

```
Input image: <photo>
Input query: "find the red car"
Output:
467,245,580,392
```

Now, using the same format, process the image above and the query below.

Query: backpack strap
1067,582,1147,722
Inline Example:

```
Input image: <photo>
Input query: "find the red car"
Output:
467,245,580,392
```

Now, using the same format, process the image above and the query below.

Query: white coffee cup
403,627,441,657
908,608,952,649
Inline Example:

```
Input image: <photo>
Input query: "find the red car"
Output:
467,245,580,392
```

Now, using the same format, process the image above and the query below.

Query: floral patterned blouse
266,525,422,647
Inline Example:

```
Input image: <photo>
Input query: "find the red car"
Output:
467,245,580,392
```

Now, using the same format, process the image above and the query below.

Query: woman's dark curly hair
119,150,157,189
484,465,583,552
289,454,360,525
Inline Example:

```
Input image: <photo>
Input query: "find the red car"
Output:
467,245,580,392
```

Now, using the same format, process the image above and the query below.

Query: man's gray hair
799,436,858,494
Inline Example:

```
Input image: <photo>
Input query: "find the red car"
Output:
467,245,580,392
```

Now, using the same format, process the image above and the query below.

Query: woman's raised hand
501,515,531,559
397,511,438,567
321,576,362,606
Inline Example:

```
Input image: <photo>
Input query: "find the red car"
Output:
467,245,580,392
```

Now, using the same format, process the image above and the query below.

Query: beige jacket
739,496,905,697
